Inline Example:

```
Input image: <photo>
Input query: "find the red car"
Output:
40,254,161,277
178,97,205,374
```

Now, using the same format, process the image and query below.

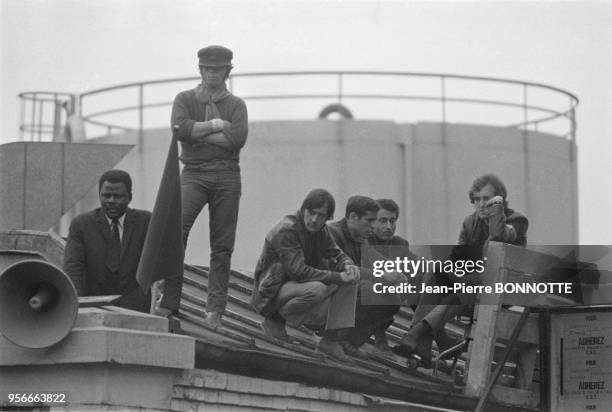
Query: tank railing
19,71,579,143
18,91,76,141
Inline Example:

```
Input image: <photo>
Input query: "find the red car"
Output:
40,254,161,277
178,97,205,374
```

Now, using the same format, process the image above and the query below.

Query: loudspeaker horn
0,259,78,348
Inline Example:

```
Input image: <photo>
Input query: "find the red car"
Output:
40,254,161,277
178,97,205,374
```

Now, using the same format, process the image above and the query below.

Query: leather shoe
204,311,223,330
316,337,355,364
435,330,466,359
261,317,290,341
340,341,369,360
398,321,430,353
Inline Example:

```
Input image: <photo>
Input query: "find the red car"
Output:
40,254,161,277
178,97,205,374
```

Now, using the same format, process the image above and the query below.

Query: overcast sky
1,0,611,243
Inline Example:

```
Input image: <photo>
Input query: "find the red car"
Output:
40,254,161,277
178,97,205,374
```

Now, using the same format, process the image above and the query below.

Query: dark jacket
251,211,354,315
329,218,405,306
454,206,528,260
63,207,151,312
327,218,363,266
368,233,414,258
328,218,382,282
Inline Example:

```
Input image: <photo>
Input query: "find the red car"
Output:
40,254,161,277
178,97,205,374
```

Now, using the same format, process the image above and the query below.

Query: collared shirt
105,214,125,242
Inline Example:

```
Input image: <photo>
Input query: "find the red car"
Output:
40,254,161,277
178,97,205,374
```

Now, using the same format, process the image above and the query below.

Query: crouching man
251,189,360,363
328,196,404,360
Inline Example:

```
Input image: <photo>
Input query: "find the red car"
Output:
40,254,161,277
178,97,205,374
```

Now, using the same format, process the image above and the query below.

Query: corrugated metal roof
172,264,505,411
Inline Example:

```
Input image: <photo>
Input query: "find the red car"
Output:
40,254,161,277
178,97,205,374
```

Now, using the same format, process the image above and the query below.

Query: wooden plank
516,345,538,389
500,244,560,277
464,242,505,397
492,344,520,366
491,385,540,409
494,309,539,344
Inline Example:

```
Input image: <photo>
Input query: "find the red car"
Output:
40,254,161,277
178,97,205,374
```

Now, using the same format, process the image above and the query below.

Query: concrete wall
172,369,440,412
409,122,578,245
0,142,132,232
60,120,577,271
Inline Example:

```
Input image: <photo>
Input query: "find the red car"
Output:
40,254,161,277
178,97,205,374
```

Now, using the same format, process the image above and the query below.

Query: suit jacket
455,207,528,260
327,218,385,304
63,207,152,312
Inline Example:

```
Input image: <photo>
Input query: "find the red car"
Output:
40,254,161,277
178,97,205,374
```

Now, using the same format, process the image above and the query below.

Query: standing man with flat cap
170,45,248,328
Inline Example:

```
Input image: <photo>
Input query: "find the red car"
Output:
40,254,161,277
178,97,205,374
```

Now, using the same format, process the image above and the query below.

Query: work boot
204,311,223,330
398,321,431,353
261,316,290,341
316,337,355,364
413,333,434,368
340,341,369,360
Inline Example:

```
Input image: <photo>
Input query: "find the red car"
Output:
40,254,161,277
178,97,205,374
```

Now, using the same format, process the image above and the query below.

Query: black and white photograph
1,1,611,411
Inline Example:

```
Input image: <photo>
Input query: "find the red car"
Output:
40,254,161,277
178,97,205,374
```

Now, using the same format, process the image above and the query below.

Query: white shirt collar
105,213,126,226
105,213,126,241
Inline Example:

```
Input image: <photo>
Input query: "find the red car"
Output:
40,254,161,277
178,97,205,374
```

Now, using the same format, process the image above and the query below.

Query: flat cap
198,45,233,67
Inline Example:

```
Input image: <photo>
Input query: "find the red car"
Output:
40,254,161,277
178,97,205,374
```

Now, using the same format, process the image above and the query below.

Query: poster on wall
549,309,612,411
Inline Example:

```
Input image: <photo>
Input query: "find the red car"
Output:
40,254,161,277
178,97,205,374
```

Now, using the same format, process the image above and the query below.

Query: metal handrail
78,71,580,103
19,71,579,143
18,91,76,141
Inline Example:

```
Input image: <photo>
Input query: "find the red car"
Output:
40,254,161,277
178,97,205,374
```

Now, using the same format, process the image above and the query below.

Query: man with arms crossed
170,45,248,328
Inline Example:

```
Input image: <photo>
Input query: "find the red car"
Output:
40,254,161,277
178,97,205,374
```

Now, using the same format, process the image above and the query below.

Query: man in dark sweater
169,45,248,328
328,196,405,360
367,198,415,357
396,174,528,364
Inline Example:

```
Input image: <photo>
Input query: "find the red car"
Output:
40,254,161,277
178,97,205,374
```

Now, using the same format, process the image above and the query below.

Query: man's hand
485,196,504,207
483,195,504,218
345,265,360,281
340,270,359,284
210,118,224,131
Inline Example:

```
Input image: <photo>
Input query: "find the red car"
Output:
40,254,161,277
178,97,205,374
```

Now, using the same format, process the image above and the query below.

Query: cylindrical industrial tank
64,118,577,272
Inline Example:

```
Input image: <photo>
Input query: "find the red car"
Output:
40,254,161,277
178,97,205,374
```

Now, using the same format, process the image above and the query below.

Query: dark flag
136,129,184,294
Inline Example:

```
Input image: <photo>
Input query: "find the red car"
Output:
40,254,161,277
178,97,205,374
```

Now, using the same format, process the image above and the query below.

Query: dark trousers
413,271,477,334
113,287,151,314
181,163,241,313
344,304,400,347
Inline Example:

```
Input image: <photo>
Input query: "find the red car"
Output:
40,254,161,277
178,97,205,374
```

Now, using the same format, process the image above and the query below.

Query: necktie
107,218,121,273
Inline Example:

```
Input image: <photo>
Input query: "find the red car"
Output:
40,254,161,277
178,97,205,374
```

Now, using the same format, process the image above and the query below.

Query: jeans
181,161,241,313
273,281,338,327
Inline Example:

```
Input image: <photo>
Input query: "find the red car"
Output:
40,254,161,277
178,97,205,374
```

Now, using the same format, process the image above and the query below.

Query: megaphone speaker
0,260,78,348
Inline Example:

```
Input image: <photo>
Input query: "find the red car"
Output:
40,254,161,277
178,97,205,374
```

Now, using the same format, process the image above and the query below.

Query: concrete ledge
1,309,195,411
1,363,181,410
75,307,169,332
1,326,194,369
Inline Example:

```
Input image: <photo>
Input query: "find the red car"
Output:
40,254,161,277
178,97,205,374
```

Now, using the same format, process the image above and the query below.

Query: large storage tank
19,72,578,271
